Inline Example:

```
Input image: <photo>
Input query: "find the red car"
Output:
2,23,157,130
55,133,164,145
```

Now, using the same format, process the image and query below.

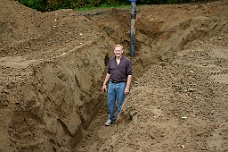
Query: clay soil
0,0,228,152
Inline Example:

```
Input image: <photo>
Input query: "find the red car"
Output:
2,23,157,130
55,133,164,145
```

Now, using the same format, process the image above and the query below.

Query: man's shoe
105,119,112,126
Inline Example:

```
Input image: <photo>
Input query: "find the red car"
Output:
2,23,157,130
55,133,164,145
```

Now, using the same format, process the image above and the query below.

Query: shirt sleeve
126,60,132,75
107,60,111,74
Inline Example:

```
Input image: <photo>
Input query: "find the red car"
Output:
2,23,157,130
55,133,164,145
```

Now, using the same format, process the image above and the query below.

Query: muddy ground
0,0,228,152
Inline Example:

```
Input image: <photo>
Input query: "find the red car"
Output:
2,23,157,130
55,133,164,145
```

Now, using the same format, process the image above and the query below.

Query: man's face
114,46,123,57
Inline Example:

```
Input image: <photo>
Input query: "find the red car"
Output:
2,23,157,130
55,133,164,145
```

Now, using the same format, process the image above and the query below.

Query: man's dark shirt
108,56,132,82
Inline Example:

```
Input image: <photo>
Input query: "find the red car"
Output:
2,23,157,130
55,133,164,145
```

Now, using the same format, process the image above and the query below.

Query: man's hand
124,87,130,95
125,75,132,95
102,73,110,92
102,85,107,92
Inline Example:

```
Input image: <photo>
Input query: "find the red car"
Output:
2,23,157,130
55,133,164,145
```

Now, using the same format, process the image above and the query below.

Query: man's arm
102,73,110,92
124,75,132,94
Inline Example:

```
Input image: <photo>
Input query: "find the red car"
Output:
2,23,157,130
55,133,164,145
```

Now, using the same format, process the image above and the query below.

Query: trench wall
0,41,113,151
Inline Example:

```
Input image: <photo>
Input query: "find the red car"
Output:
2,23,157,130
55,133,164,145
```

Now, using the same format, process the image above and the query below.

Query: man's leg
116,82,126,117
107,82,116,122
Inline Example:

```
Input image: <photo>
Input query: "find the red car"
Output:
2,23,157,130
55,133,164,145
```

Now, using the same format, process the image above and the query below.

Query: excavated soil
0,0,228,152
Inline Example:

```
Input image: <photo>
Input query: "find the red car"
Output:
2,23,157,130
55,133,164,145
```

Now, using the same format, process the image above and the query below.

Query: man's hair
115,44,123,50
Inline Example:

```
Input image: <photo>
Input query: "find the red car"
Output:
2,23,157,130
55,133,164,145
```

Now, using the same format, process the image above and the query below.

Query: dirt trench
76,1,228,152
1,0,228,152
0,1,146,151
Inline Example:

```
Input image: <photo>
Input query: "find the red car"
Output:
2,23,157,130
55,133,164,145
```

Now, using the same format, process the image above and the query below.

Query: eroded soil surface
0,0,228,152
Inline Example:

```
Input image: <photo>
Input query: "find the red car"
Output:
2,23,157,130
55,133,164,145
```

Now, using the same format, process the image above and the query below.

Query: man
102,44,132,126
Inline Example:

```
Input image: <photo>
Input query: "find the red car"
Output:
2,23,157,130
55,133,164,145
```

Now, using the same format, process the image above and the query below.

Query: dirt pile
0,0,228,152
1,0,114,151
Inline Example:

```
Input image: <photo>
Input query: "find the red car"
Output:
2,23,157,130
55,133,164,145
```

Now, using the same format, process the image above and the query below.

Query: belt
111,80,125,84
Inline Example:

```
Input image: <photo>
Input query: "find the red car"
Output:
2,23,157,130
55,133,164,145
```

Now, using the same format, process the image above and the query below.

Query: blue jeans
107,81,126,122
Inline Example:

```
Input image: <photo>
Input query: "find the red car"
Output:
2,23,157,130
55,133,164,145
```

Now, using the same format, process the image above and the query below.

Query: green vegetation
74,4,130,12
18,0,212,12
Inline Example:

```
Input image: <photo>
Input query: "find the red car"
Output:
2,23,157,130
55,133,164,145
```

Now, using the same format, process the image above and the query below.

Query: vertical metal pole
130,2,136,57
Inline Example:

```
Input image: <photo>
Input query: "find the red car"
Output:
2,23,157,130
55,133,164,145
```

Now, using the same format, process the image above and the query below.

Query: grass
73,4,131,12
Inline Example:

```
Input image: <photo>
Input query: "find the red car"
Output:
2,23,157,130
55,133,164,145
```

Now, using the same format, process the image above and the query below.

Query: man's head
114,44,123,58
